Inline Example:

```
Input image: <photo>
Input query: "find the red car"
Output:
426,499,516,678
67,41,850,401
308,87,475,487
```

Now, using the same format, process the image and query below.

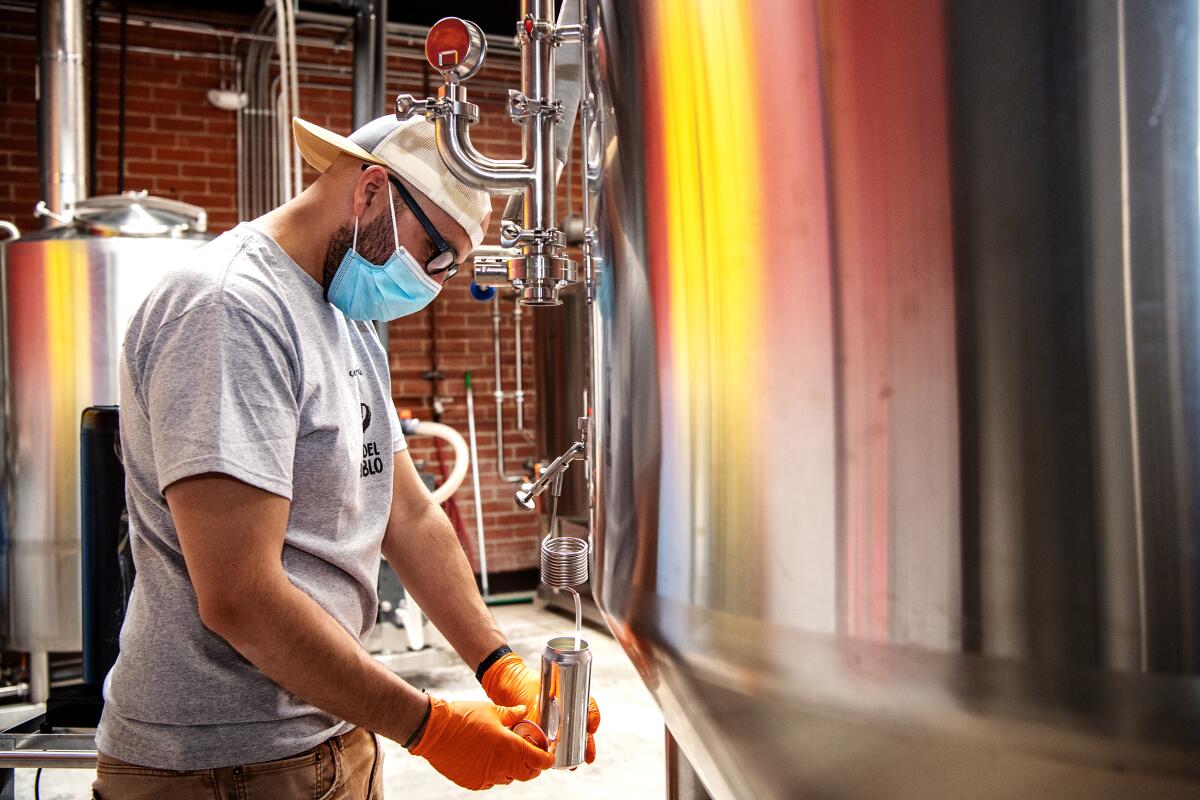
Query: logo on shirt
360,402,384,477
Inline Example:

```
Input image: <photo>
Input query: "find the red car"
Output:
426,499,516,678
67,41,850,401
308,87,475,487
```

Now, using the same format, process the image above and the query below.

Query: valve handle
470,282,496,302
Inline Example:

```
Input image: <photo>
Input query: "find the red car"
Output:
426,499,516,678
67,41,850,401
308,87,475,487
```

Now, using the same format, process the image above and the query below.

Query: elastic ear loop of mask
351,177,401,254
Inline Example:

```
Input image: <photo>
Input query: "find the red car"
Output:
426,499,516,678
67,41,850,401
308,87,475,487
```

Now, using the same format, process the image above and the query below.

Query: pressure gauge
425,17,487,82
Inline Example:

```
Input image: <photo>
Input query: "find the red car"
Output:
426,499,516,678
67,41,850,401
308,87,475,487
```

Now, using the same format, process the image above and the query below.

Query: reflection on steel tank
587,1,1200,798
0,194,208,668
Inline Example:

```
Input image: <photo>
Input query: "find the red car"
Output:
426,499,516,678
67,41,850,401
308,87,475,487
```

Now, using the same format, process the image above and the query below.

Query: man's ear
354,165,389,218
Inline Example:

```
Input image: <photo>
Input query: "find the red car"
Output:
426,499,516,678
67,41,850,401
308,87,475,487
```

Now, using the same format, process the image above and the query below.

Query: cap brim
292,117,386,173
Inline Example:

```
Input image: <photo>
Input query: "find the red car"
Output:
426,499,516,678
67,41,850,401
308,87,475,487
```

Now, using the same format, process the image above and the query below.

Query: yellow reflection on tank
655,0,764,613
44,243,92,537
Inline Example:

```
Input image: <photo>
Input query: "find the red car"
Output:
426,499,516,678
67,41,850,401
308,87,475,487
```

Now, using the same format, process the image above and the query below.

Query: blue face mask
326,186,441,321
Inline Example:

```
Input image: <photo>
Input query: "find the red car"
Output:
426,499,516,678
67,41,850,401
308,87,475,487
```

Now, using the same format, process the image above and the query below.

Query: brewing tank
0,194,207,653
587,1,1200,797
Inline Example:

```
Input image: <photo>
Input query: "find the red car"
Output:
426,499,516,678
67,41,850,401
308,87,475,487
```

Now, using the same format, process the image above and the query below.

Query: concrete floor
14,602,665,799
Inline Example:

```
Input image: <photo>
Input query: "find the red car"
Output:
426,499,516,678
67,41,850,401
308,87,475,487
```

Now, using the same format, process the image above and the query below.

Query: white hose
411,421,469,505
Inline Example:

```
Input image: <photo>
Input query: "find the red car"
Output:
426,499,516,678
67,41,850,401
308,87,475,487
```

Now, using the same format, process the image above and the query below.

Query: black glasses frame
362,164,459,281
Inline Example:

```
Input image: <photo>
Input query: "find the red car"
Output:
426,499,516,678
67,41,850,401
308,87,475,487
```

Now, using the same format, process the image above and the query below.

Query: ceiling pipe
38,0,89,223
352,0,386,128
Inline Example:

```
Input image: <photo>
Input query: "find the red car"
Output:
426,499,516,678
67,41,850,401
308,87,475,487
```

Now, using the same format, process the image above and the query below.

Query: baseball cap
292,115,492,249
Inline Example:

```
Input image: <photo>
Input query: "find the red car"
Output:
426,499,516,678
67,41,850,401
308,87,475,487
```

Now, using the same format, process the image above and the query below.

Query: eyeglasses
362,164,460,281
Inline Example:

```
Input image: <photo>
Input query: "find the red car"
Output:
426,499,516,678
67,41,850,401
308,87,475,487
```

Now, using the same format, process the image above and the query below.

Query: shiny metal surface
538,635,592,769
588,0,1200,797
492,295,528,483
37,0,88,219
398,0,581,305
67,192,207,237
515,427,584,511
0,750,96,769
1,231,205,653
0,729,97,770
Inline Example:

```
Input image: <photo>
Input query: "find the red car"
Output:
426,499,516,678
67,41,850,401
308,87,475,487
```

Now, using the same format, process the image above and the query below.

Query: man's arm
384,450,603,763
381,450,505,671
167,472,428,745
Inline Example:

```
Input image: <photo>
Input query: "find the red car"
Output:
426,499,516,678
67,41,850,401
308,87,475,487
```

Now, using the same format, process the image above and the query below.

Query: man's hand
481,652,601,764
410,697,555,790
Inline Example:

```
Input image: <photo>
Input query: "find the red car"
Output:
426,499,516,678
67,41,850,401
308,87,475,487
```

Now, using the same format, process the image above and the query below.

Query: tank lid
47,192,208,237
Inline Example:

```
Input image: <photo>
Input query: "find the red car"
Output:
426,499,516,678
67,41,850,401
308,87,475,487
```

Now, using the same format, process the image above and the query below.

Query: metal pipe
87,0,99,194
37,0,88,220
513,295,528,433
578,0,595,300
351,0,378,128
272,1,291,201
235,56,245,221
116,0,127,193
493,295,526,483
0,683,28,701
0,751,97,769
372,0,388,116
433,98,534,193
286,0,301,196
521,0,556,234
464,374,490,598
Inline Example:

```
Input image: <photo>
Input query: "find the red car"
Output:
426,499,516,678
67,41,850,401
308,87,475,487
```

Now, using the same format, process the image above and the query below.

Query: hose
409,421,468,505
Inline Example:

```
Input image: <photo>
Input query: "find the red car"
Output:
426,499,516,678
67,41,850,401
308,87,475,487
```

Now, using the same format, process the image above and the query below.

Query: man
92,115,599,799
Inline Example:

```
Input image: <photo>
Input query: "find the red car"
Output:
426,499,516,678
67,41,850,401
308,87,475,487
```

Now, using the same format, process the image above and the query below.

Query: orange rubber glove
481,652,601,764
409,697,556,790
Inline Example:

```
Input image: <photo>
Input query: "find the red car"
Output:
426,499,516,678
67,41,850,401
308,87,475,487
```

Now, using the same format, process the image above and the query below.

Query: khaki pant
92,725,384,800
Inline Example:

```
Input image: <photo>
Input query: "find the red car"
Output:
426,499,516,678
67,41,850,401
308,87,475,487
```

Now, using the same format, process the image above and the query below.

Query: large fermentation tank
587,1,1200,798
0,194,207,655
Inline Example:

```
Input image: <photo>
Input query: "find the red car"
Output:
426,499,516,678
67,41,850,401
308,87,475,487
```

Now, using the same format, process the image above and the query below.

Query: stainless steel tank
587,1,1200,797
0,194,207,657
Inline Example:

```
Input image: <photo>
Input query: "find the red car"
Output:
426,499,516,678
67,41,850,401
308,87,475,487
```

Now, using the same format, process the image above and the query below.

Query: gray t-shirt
96,223,405,770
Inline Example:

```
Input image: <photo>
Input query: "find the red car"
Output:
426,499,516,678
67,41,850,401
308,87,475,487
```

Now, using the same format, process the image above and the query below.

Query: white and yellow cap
293,115,491,249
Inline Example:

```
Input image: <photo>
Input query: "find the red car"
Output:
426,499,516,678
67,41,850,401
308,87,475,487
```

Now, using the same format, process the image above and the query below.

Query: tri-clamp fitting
394,5,578,306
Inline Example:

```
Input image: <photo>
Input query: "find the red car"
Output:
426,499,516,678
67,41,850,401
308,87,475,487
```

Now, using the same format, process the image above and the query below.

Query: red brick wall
0,12,42,230
0,5,572,575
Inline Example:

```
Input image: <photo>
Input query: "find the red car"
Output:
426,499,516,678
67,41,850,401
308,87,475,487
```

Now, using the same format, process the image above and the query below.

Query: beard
322,210,399,296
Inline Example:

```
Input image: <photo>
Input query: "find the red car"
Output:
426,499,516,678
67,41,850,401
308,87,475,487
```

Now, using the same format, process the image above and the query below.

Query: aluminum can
537,636,592,769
